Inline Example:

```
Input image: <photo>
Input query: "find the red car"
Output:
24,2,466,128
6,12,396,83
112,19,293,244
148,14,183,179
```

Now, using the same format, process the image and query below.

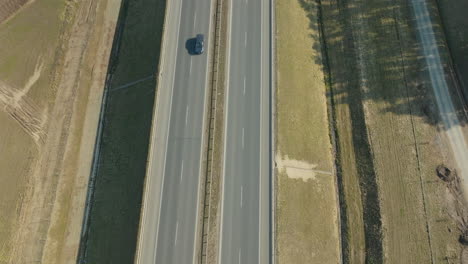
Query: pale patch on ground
0,60,45,144
19,59,44,99
0,0,30,24
276,153,332,182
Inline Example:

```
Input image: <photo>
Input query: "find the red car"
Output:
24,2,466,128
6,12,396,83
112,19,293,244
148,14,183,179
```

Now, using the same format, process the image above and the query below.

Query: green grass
78,0,166,263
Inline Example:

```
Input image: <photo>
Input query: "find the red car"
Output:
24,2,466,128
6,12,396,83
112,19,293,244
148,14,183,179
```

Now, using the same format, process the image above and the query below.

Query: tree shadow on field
299,0,467,129
296,0,468,263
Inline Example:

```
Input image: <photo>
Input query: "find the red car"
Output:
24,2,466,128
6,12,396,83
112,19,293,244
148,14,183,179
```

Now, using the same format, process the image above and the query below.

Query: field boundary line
315,0,343,262
269,0,276,262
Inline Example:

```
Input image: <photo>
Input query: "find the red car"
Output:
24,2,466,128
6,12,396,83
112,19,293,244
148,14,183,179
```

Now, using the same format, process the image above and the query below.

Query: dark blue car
194,34,204,54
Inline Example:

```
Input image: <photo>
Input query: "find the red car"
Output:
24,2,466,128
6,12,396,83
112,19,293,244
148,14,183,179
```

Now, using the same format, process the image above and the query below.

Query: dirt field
275,0,341,263
76,0,166,262
0,0,120,262
318,0,464,262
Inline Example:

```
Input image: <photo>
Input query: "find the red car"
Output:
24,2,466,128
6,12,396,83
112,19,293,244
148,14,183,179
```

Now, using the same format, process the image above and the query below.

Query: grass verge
275,0,341,263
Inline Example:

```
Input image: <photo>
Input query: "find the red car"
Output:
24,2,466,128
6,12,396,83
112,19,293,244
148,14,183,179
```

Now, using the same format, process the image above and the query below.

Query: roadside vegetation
77,0,166,263
275,0,341,263
315,0,466,262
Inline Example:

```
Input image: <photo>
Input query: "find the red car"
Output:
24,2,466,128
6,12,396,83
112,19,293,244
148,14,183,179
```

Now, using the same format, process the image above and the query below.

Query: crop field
77,0,166,263
275,0,341,263
318,0,464,262
0,0,29,24
0,0,121,261
0,0,69,260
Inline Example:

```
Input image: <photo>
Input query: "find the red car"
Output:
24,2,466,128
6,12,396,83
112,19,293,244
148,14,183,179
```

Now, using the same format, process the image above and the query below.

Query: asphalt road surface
410,0,468,188
219,0,271,263
135,0,213,263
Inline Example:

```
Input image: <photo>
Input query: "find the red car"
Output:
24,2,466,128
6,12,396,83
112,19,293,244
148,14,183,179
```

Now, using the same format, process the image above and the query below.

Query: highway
135,0,213,262
219,0,271,263
410,0,468,190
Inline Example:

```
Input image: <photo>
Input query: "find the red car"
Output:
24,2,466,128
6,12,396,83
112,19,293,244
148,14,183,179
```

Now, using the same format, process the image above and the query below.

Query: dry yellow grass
0,0,120,261
275,0,340,262
0,0,66,259
319,0,463,262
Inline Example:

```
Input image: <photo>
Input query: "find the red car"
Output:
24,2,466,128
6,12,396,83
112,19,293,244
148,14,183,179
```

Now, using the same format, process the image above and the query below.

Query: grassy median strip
275,0,341,263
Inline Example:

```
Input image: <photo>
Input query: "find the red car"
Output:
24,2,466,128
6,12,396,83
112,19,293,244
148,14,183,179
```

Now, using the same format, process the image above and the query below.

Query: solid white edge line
259,0,264,262
218,0,234,261
152,0,184,262
191,0,215,262
270,0,276,262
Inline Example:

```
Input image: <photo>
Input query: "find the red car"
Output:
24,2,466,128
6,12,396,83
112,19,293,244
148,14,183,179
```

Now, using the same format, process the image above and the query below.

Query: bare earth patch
276,154,332,182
